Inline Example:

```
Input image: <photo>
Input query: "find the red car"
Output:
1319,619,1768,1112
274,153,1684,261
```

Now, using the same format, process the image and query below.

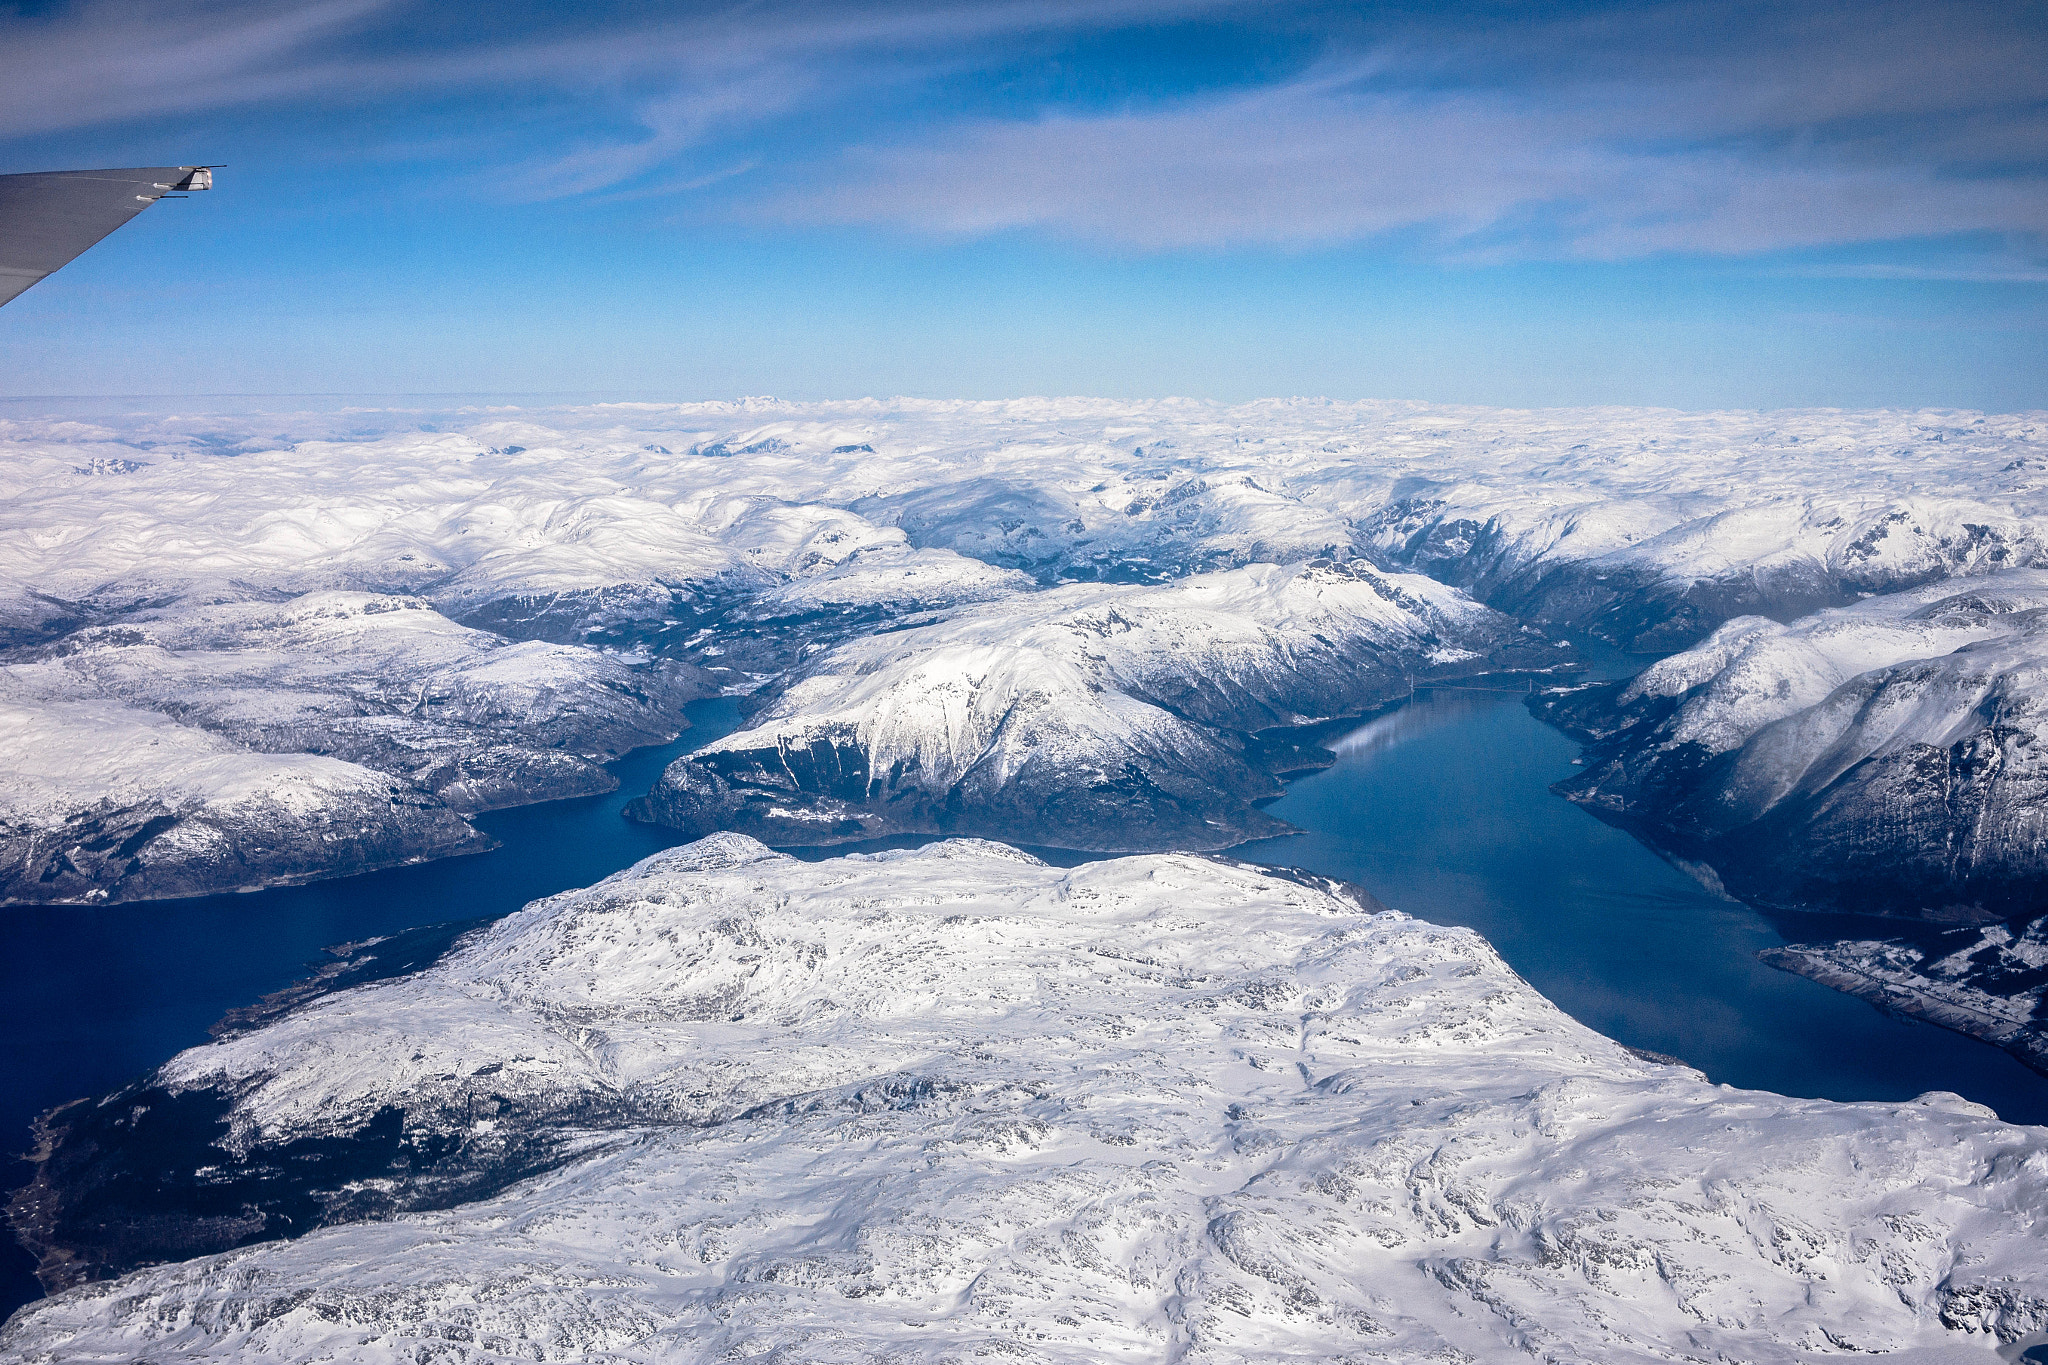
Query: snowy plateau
6,836,2048,1363
4,397,2048,1359
0,591,702,903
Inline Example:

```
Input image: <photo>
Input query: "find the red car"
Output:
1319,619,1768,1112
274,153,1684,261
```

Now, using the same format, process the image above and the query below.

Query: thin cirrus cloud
754,75,2048,260
2,0,2044,269
0,0,1239,140
684,0,2048,264
0,0,403,140
739,0,2048,263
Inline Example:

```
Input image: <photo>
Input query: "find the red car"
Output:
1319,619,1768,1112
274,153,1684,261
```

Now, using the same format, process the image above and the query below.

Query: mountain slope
1762,918,2048,1074
1536,573,2048,1073
6,836,2043,1363
0,592,702,905
1545,571,2048,921
630,559,1567,851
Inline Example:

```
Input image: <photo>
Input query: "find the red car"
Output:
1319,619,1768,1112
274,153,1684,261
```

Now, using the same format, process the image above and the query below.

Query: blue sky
1,0,2043,409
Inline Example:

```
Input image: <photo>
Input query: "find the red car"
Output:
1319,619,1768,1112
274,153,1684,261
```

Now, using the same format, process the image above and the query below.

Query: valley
5,396,2048,1358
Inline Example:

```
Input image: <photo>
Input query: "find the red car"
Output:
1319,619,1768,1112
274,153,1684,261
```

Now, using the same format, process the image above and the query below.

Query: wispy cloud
752,74,2048,258
3,0,2043,265
0,0,1238,141
0,0,399,139
1779,260,2048,285
741,1,2048,259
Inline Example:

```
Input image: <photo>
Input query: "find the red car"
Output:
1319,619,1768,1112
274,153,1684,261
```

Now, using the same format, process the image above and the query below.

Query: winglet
0,165,219,308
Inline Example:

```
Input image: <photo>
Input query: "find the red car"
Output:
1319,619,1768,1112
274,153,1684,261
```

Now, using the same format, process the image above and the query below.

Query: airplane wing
0,166,214,308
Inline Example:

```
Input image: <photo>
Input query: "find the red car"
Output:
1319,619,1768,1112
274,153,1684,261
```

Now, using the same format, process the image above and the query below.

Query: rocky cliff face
629,560,1571,852
1534,573,2048,1073
1541,572,2048,922
8,836,2046,1363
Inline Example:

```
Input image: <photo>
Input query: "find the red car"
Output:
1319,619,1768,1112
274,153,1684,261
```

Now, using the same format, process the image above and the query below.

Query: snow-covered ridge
0,591,702,905
1538,573,2048,1070
36,591,701,792
630,559,1565,851
1365,490,2041,651
7,836,2044,1362
4,399,2041,653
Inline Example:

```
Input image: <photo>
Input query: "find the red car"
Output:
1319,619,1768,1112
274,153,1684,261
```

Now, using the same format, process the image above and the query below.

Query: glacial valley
4,395,2048,1358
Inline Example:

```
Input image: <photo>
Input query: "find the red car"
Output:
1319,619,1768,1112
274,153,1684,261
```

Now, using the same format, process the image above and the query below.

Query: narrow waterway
6,687,2048,1323
1235,687,2048,1126
0,698,744,1320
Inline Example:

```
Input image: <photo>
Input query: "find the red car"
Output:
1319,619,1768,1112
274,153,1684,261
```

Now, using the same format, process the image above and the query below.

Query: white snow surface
1605,572,2048,826
0,663,487,903
8,836,2045,1363
0,670,398,819
699,559,1501,791
2,398,2042,633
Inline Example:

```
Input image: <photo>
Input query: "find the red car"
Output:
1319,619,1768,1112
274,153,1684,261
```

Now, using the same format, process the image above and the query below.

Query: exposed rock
28,591,707,812
1540,572,2048,923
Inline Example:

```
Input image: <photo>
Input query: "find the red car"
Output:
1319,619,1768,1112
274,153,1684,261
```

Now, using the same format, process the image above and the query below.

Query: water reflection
1320,693,1489,758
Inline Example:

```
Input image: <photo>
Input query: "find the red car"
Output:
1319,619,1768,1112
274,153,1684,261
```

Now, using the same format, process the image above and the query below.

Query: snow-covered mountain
631,559,1567,850
1544,571,2048,921
6,396,2048,1053
0,592,701,904
8,836,2044,1363
6,399,2041,656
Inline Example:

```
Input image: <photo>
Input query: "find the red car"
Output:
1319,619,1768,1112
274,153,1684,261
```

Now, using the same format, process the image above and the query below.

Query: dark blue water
0,697,744,1320
7,686,2048,1324
1236,688,2048,1126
